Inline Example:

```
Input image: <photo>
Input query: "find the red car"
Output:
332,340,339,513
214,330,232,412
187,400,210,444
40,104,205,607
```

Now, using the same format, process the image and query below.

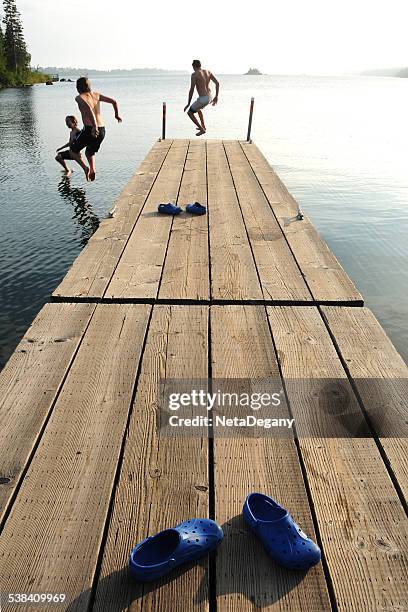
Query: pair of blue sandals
129,493,321,582
158,202,206,216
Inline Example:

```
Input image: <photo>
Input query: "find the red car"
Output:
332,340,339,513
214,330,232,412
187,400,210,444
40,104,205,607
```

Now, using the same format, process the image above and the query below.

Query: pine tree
0,24,5,72
3,0,30,74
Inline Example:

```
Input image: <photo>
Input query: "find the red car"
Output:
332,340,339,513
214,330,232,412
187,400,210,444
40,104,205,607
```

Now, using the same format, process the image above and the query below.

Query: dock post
246,97,254,142
162,102,166,140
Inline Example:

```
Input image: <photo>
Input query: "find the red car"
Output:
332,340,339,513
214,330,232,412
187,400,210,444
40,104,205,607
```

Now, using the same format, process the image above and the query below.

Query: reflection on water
16,88,41,156
0,88,41,181
57,176,100,247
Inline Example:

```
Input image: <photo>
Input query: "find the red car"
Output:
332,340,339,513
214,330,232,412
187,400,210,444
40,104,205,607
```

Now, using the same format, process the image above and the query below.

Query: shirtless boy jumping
184,60,220,136
70,77,122,181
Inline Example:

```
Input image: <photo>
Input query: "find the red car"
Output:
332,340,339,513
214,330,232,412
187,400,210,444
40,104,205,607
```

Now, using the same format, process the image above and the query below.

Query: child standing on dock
55,116,88,177
184,60,219,136
70,77,122,182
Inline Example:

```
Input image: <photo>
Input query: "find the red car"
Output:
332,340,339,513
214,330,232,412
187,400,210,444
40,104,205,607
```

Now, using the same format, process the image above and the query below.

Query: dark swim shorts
57,150,74,160
70,126,106,155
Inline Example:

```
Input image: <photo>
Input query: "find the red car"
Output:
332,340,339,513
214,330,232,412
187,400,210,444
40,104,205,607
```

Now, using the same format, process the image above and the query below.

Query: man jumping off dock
184,60,219,136
70,77,122,181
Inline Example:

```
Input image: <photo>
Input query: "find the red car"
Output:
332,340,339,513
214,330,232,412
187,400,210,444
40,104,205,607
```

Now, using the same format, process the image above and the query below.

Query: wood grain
93,305,209,612
211,305,330,611
207,142,263,302
106,141,189,300
268,306,408,611
224,141,312,303
241,142,363,304
159,140,210,301
0,304,151,610
322,306,408,500
0,302,95,526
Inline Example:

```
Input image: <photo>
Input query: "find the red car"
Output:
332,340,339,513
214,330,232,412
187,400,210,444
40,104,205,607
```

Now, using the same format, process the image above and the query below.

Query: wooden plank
211,305,330,611
93,305,209,611
106,141,189,300
159,140,210,301
268,306,408,611
207,141,263,302
52,140,172,300
241,142,363,305
0,304,151,608
224,141,312,303
0,302,95,526
322,306,408,500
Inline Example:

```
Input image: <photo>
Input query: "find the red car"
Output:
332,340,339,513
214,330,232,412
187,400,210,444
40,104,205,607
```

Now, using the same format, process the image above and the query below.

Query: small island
245,68,262,75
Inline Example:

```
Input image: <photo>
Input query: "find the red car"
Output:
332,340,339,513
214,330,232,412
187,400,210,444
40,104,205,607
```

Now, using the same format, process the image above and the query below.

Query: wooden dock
0,139,407,611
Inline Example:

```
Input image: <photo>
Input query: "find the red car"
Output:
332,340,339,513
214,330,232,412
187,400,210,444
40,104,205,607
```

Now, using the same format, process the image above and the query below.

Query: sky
11,0,408,74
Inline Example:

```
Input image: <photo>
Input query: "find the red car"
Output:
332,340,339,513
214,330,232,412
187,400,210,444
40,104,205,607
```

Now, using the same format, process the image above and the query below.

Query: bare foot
196,129,206,137
84,167,90,182
89,171,96,182
65,169,73,177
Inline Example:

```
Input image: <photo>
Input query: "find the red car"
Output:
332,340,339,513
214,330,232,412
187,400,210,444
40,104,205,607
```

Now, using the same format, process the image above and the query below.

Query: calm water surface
0,74,407,367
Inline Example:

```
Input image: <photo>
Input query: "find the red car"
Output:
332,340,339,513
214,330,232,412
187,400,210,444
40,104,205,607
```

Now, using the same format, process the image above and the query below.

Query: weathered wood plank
159,140,210,301
52,140,172,300
242,142,363,304
268,306,408,611
93,305,209,612
211,305,330,611
0,304,151,609
0,302,95,526
322,306,408,500
207,142,263,302
224,141,312,303
106,141,189,300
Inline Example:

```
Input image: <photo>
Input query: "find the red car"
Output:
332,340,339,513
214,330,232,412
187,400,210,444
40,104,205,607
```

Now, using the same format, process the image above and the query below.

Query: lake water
0,74,407,367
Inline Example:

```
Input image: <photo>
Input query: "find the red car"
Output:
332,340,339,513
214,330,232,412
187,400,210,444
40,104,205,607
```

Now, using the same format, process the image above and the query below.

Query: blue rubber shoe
158,203,182,215
243,493,321,571
129,518,223,582
186,202,207,215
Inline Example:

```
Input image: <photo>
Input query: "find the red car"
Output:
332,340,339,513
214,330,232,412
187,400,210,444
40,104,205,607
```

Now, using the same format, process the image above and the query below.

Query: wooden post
246,97,254,142
162,102,166,140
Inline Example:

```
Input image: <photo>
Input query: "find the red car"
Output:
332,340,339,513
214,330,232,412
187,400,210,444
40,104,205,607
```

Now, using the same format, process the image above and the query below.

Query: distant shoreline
39,67,189,77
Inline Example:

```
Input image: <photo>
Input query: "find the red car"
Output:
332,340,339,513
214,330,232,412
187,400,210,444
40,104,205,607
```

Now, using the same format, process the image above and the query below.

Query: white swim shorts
189,95,211,113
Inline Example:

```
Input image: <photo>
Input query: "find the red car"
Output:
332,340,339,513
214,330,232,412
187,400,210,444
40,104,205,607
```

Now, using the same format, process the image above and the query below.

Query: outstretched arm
56,141,70,152
99,93,122,122
210,73,220,105
184,75,195,112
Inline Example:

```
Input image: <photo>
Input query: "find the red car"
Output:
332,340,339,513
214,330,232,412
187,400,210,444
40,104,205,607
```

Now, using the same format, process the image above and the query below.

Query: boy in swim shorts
184,60,220,136
55,116,88,177
70,77,122,181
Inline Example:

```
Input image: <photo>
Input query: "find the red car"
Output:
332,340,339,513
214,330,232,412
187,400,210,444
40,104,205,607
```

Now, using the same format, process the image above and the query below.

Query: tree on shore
0,0,47,86
0,23,6,73
3,0,30,72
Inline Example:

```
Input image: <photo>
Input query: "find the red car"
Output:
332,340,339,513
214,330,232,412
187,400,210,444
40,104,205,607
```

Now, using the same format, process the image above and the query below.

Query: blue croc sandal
158,203,182,215
243,493,321,571
129,518,223,582
186,202,207,215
